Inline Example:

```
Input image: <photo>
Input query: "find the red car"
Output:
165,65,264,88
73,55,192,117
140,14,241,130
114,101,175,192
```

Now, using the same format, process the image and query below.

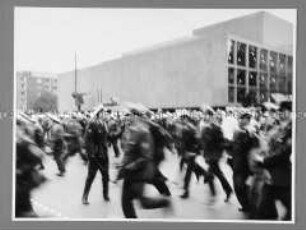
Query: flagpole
75,52,77,93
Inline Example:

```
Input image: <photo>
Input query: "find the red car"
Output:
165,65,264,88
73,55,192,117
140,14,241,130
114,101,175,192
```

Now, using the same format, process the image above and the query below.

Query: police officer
48,114,67,177
62,117,87,163
143,110,172,197
82,107,110,204
179,114,210,199
118,104,170,218
107,112,122,158
200,108,233,202
230,112,254,212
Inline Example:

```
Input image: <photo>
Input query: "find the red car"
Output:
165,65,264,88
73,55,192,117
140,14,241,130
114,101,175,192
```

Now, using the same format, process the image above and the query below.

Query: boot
103,180,110,201
82,182,91,205
180,190,189,199
82,192,89,205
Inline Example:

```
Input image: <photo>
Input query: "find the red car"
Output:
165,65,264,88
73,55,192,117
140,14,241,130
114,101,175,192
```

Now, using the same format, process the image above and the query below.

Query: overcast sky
15,8,296,74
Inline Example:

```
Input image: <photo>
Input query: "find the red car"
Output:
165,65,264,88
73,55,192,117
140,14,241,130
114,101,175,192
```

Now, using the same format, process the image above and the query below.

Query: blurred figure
200,108,233,202
144,111,172,197
179,114,210,199
230,113,255,213
63,117,87,163
257,118,292,220
107,113,122,158
118,104,170,218
48,114,67,177
15,123,46,217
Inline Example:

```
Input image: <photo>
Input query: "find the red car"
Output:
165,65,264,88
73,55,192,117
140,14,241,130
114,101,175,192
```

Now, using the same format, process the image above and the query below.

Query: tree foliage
33,91,58,113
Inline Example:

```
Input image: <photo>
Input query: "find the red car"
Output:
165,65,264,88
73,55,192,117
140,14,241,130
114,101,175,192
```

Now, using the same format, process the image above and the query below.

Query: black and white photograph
13,8,296,222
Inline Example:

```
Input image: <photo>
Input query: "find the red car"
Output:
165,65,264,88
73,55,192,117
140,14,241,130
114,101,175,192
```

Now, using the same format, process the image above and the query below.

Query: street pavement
31,148,248,220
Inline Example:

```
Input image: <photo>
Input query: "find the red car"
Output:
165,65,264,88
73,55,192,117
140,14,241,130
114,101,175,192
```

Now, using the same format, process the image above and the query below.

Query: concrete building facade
16,71,58,111
57,12,294,112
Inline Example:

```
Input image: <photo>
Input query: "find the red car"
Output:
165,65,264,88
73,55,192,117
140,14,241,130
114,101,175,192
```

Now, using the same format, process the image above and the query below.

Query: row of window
227,39,293,104
228,68,292,94
228,40,293,74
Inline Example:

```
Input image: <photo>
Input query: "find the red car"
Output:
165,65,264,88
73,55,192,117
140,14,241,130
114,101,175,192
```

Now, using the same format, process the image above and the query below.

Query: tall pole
75,52,77,93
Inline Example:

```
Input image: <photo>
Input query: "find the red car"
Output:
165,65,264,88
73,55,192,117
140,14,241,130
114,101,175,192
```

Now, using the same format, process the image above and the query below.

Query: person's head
279,101,292,121
239,113,252,128
96,110,105,121
202,108,214,123
214,111,223,125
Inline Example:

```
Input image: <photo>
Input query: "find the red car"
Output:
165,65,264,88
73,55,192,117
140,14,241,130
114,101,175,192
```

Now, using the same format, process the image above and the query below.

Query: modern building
57,11,294,112
16,71,58,111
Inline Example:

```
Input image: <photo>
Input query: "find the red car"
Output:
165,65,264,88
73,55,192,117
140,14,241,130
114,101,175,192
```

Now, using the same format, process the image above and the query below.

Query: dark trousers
121,179,169,218
54,154,66,174
109,138,120,158
233,172,250,211
183,156,210,193
206,160,233,196
15,187,33,217
63,141,88,163
53,139,66,174
151,169,171,196
83,156,109,200
257,184,291,220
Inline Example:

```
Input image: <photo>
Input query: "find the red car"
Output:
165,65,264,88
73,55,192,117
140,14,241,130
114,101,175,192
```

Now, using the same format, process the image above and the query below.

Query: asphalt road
30,148,247,220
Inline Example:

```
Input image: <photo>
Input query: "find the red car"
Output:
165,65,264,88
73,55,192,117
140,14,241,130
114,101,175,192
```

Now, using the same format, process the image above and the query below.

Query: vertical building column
267,50,271,102
285,54,288,94
276,52,280,93
256,46,260,103
233,40,237,103
246,44,249,94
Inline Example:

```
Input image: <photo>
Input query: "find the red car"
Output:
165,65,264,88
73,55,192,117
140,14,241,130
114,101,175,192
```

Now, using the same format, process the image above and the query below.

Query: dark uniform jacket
50,123,65,156
84,120,108,160
231,128,254,174
107,118,122,139
200,123,225,162
119,118,155,182
180,120,199,157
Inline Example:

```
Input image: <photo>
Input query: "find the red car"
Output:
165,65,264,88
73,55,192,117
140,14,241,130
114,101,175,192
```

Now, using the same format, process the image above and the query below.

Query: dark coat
119,118,155,182
231,128,254,174
200,123,225,162
84,120,108,160
263,138,291,187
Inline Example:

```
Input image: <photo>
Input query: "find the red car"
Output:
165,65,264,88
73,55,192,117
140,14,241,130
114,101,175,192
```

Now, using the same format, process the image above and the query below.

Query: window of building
237,69,246,86
270,74,277,92
237,42,246,66
228,86,235,103
260,49,268,71
259,89,269,103
249,45,257,68
259,73,268,90
237,87,246,103
269,51,277,73
248,88,258,103
278,77,287,93
278,54,286,75
249,71,257,87
287,56,293,74
228,40,235,64
287,79,292,94
228,68,235,84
